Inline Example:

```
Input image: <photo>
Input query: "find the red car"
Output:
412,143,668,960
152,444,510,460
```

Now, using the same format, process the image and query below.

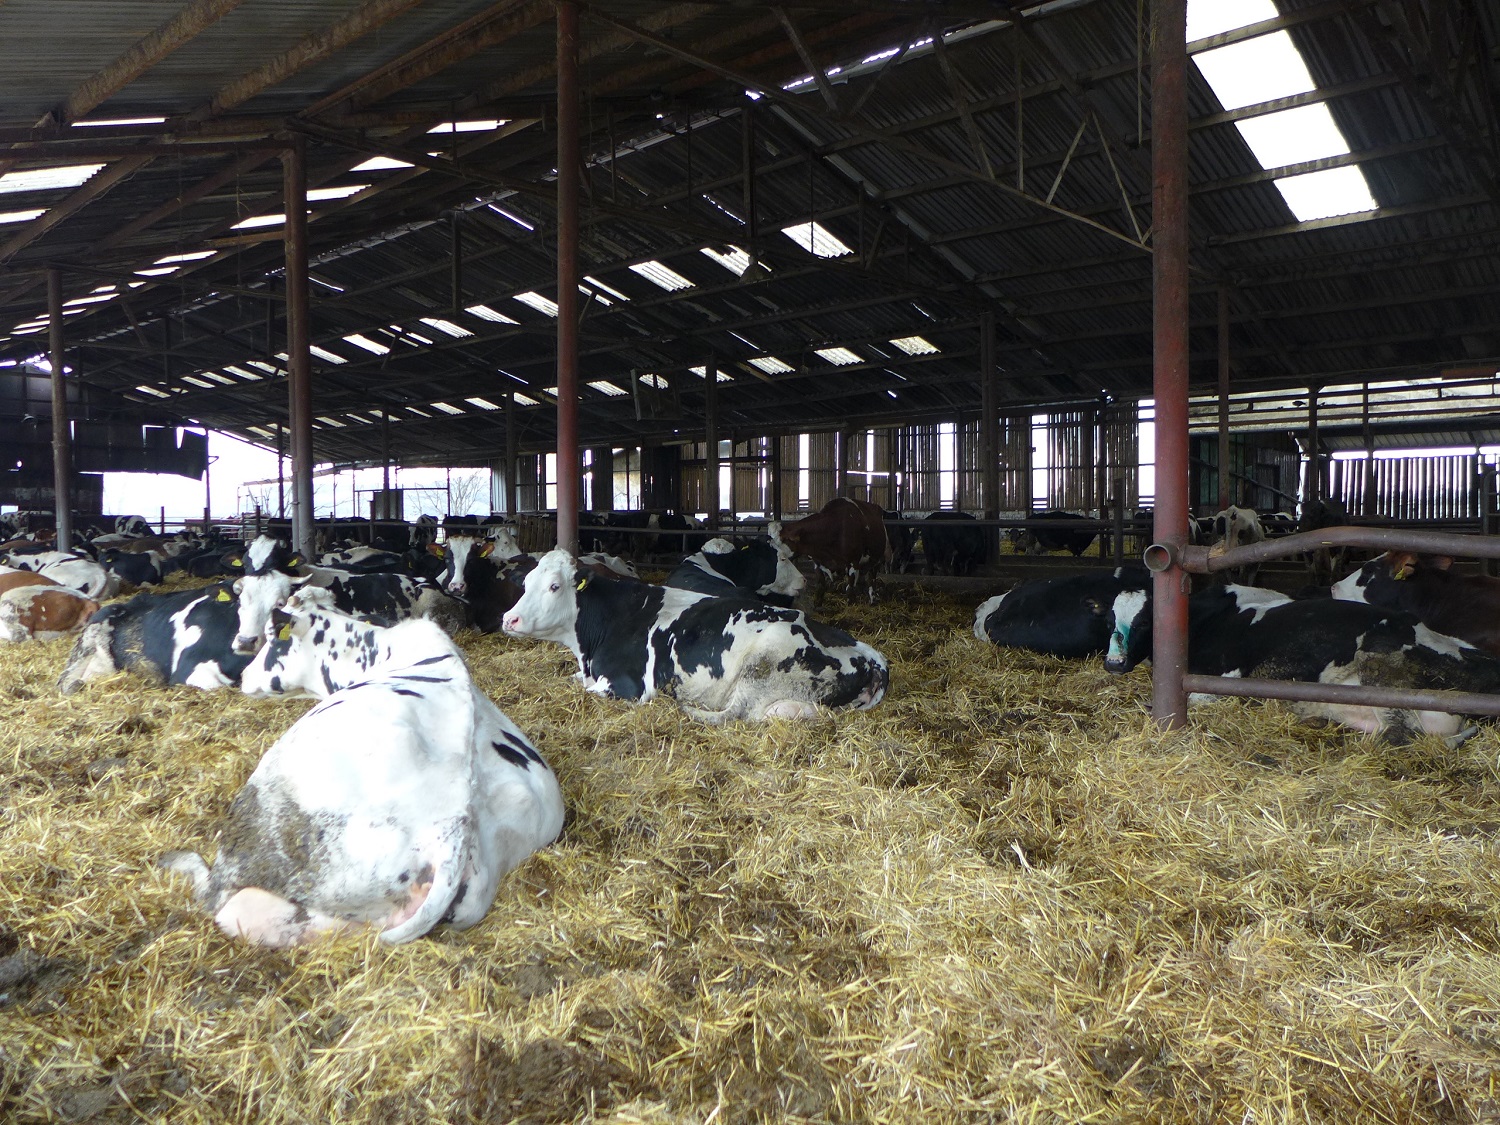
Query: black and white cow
166,612,563,948
973,568,1152,657
664,537,805,606
2,550,117,600
58,583,250,693
99,547,163,589
502,549,888,722
1104,583,1500,743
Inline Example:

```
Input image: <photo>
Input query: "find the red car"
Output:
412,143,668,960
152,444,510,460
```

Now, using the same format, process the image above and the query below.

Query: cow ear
1085,597,1104,616
576,575,590,591
277,622,293,641
1420,554,1454,572
228,556,243,567
215,589,232,603
288,554,302,567
479,540,495,557
1389,551,1419,580
428,543,446,558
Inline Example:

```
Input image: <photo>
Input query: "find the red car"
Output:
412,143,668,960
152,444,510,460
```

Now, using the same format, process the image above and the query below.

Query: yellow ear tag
215,589,232,602
289,556,301,566
230,559,242,567
277,623,292,641
577,577,589,591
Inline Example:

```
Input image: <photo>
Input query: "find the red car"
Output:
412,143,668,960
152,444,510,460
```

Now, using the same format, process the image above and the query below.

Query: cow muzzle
501,611,522,634
232,633,264,655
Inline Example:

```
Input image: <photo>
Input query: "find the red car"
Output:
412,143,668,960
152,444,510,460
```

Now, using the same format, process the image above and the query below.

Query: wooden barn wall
897,426,946,511
779,435,801,515
1191,433,1300,513
1326,454,1480,521
804,431,838,512
517,453,543,512
679,442,707,515
732,437,770,514
843,430,894,509
1035,409,1139,512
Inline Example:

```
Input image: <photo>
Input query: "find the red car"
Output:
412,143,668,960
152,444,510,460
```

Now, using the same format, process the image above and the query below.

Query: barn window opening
938,421,957,508
1188,0,1375,221
798,433,811,508
1137,399,1157,508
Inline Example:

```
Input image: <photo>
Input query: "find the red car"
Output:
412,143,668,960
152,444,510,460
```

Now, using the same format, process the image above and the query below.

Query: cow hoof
764,700,819,720
1443,726,1480,750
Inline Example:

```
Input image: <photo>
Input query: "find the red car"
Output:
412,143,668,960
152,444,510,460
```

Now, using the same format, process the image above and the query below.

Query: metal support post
1150,0,1190,729
283,137,315,558
555,0,581,554
47,268,72,547
704,358,720,525
1217,286,1231,510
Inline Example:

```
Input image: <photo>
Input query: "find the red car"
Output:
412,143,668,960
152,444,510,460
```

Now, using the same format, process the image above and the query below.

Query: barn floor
3,577,1500,1123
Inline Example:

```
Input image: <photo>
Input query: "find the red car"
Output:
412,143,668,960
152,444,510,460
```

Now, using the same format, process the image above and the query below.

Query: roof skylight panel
223,365,261,380
343,333,390,355
1188,0,1376,223
309,345,348,365
63,293,114,306
134,385,171,398
181,375,214,389
155,250,215,265
199,371,236,385
781,221,853,258
465,304,519,324
514,292,559,316
428,119,508,133
588,380,628,397
465,397,501,410
639,373,669,389
0,209,44,224
748,356,794,375
233,214,287,229
629,260,696,291
1186,0,1277,41
315,415,347,428
815,347,862,365
307,184,368,202
701,246,754,275
73,116,165,127
512,392,540,406
1274,166,1378,220
0,164,105,194
352,156,413,172
245,360,280,375
488,204,534,230
419,317,473,338
583,276,631,302
406,406,432,418
889,335,939,355
430,401,464,415
690,364,734,383
134,266,177,277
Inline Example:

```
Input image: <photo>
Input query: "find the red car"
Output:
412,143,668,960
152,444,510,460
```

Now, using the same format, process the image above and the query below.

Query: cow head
232,567,310,654
1104,590,1151,673
1212,506,1264,550
502,549,581,643
431,535,494,597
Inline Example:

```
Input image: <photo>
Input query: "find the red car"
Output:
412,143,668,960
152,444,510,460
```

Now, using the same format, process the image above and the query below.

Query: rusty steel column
1150,0,1190,730
47,268,73,547
1217,286,1231,510
704,357,720,526
504,388,518,515
555,0,581,554
283,137,315,558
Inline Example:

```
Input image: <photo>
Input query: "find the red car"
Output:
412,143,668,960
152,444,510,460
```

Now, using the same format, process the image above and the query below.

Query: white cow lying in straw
162,592,563,947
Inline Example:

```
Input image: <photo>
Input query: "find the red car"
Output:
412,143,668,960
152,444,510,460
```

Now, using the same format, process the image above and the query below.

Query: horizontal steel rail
1182,674,1500,717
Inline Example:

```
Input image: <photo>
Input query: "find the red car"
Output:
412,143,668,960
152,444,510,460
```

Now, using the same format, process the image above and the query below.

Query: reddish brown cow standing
0,568,61,596
772,497,889,605
0,585,101,643
1332,551,1500,656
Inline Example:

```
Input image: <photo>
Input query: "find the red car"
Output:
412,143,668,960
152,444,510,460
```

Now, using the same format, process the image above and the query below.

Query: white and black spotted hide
665,537,804,606
176,613,563,947
502,549,888,722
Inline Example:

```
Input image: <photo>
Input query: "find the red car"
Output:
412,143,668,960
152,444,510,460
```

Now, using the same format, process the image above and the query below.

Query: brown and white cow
0,566,60,596
772,497,888,605
0,585,100,643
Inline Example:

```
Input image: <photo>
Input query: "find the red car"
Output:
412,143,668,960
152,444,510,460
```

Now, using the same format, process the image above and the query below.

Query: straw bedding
3,574,1500,1123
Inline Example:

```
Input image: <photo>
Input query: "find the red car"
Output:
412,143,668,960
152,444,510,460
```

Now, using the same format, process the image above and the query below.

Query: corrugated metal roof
0,0,1494,465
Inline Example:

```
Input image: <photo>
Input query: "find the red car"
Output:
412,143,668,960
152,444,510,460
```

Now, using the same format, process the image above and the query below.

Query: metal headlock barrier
1148,526,1500,719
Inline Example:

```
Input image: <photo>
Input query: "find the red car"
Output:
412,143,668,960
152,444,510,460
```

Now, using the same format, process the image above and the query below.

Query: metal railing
1149,526,1500,718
